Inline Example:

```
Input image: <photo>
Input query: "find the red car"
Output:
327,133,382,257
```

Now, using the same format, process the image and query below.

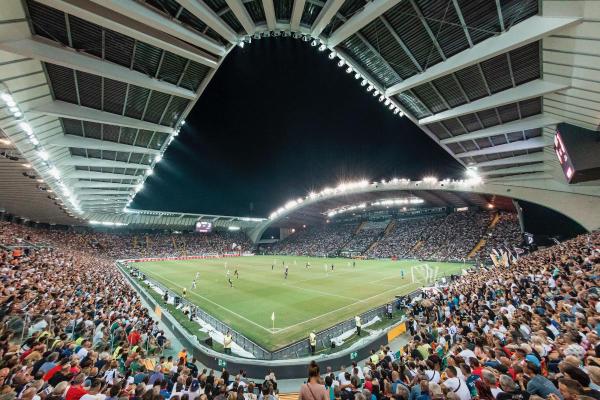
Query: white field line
143,265,424,334
275,282,416,333
145,270,276,334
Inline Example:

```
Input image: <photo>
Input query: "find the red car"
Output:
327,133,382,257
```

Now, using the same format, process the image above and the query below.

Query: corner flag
271,312,275,321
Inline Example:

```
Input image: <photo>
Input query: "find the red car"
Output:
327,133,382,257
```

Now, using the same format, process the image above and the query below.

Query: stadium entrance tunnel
250,180,600,242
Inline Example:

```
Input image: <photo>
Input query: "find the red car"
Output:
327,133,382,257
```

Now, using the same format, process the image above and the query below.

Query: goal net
411,264,439,285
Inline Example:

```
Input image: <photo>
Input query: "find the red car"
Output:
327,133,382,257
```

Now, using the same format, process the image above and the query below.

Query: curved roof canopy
0,0,599,229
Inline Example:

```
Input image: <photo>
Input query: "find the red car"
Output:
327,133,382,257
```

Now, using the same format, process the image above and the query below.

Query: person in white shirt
482,370,504,399
80,379,107,400
441,366,471,400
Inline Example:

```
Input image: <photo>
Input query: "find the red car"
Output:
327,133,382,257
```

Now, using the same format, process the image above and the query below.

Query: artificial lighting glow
37,150,49,160
19,122,32,134
328,51,336,60
22,163,31,168
238,41,245,48
366,85,373,92
345,66,353,73
337,59,345,68
13,111,22,117
465,166,479,178
354,73,361,80
6,100,16,107
422,176,438,184
146,169,153,176
487,203,495,209
9,107,18,113
155,154,162,162
49,167,60,178
0,138,11,145
228,226,241,231
0,93,13,103
36,178,43,183
310,39,318,47
378,95,385,102
318,44,326,51
29,137,39,146
361,79,368,86
384,99,391,106
372,90,379,97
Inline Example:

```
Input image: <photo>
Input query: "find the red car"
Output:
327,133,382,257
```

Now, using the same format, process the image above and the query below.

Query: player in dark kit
331,264,334,271
228,277,233,288
234,268,239,279
284,265,289,279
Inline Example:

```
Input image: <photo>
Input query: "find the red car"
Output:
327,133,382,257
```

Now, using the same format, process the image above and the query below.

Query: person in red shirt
127,329,141,346
65,374,88,400
43,359,68,382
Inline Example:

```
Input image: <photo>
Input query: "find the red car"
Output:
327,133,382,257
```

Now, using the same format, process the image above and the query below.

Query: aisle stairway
467,212,499,258
467,239,486,258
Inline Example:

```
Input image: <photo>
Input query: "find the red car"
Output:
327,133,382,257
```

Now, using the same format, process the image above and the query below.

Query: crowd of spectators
266,223,357,256
414,211,491,262
0,220,279,400
0,222,251,259
366,216,445,259
343,221,389,253
307,230,600,400
476,213,522,258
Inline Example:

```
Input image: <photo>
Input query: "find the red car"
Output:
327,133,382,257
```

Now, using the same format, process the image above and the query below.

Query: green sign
218,359,227,368
350,351,358,360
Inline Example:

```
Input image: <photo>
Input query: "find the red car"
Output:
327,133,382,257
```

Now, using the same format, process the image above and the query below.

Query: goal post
410,264,439,285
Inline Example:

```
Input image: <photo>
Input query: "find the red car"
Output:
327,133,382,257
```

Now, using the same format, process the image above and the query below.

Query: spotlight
9,107,18,113
345,66,352,73
0,93,13,103
393,108,399,115
384,99,391,106
354,72,361,80
379,95,385,102
373,90,379,97
310,39,318,47
237,41,245,48
328,51,336,59
337,59,345,67
388,103,394,110
154,154,162,162
361,79,368,86
13,111,21,117
318,44,326,51
301,35,310,42
366,85,373,92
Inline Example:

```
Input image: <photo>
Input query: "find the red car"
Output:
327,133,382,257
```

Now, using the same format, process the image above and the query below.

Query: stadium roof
0,0,599,229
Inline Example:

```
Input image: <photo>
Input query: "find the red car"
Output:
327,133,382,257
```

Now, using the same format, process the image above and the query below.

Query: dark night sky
132,37,463,217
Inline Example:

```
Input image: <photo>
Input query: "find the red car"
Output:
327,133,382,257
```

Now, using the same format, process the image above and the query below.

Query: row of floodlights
268,174,482,220
1,91,82,217
238,31,405,117
326,197,425,217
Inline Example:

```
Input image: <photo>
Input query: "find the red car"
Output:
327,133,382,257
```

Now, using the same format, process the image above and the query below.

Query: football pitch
135,256,467,350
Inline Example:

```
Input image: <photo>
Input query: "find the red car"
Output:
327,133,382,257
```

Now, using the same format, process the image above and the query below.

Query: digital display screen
554,129,574,181
195,221,212,233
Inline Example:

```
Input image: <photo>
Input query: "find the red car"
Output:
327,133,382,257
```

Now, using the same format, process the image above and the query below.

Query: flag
271,312,275,321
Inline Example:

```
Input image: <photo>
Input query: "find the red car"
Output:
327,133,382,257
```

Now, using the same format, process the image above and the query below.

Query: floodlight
238,41,245,48
37,150,49,160
361,79,368,86
378,95,385,102
310,39,318,47
337,59,345,67
366,85,373,92
13,111,22,117
301,35,309,42
6,100,16,107
0,93,13,103
328,51,336,59
345,66,352,73
354,72,361,79
9,107,18,113
372,90,379,97
318,44,326,51
384,99,390,106
155,154,162,162
19,122,32,134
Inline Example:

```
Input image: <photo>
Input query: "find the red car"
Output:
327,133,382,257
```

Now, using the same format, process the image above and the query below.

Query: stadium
1,0,600,397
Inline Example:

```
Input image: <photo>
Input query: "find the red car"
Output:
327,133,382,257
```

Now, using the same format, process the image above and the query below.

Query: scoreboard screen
195,221,212,233
554,123,600,184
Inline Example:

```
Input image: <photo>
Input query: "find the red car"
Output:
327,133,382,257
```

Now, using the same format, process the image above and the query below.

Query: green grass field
135,256,467,350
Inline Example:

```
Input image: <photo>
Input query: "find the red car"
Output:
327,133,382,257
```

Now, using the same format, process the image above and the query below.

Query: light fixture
146,169,153,176
337,59,345,67
366,85,373,92
19,122,32,134
388,103,395,110
155,154,162,162
310,39,318,47
361,79,368,86
37,150,49,160
0,93,13,103
384,99,391,106
318,44,326,51
328,51,336,59
9,107,18,113
378,95,385,102
354,72,361,80
13,111,22,117
372,90,379,97
345,66,352,73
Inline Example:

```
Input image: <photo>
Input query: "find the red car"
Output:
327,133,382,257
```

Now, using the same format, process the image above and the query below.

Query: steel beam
0,37,196,100
225,0,255,34
73,181,136,188
30,100,175,134
327,0,402,47
47,134,160,155
419,80,568,125
173,0,238,43
290,0,307,31
262,0,277,30
473,153,546,168
480,164,549,176
386,16,581,97
75,189,133,196
441,114,561,144
311,0,345,37
36,0,220,67
58,156,150,170
457,137,549,158
66,170,141,180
